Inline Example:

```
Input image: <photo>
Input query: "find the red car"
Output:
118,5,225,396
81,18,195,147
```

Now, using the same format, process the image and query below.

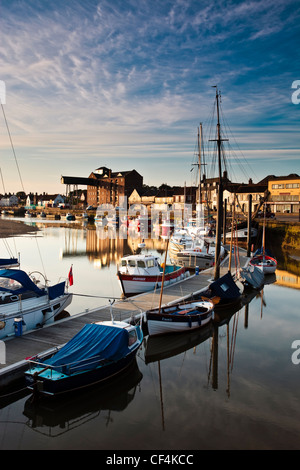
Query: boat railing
27,333,143,377
27,354,108,377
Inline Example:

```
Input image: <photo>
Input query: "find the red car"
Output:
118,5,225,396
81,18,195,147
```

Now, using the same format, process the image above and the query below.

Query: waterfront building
87,167,143,208
224,179,268,215
0,194,19,206
201,172,268,215
37,194,65,207
172,186,197,209
267,174,300,213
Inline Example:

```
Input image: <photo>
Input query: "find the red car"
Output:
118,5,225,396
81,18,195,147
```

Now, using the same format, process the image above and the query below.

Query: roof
258,174,300,184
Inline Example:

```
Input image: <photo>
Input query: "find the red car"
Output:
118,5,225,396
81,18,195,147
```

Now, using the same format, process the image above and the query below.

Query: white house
0,195,19,206
37,194,65,207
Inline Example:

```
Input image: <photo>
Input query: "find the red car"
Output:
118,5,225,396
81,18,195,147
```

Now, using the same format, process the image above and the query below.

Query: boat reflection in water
23,359,142,436
144,280,267,433
145,323,213,364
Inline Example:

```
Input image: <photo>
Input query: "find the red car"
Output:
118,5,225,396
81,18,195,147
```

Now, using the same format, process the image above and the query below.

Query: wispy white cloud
0,0,299,193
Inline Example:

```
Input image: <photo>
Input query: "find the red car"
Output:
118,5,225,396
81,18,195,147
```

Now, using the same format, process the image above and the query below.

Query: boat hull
172,252,214,270
0,293,72,340
225,227,258,240
117,266,188,296
249,255,277,274
25,348,139,396
146,301,214,336
147,312,212,336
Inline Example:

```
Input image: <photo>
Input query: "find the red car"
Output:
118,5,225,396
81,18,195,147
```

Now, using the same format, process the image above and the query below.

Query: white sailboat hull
0,293,72,340
147,314,212,336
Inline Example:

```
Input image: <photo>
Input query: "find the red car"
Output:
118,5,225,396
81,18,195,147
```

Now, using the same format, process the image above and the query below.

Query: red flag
68,265,73,286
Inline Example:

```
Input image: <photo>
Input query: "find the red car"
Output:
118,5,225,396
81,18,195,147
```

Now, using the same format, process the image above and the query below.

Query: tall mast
210,86,228,280
198,124,202,205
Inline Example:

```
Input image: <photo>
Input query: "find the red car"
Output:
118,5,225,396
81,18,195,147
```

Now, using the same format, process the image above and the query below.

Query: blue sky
0,0,299,194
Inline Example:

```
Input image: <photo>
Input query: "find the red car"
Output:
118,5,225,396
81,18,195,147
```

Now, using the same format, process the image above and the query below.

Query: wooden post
223,198,227,244
158,238,169,314
247,194,252,257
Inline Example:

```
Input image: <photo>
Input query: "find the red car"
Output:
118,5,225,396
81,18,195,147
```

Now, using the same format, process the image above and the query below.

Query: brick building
87,167,143,207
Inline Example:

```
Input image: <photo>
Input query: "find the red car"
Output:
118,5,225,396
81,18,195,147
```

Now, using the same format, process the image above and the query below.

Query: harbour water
1,217,300,450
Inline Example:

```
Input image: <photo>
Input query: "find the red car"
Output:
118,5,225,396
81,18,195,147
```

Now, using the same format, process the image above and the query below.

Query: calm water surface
1,218,300,450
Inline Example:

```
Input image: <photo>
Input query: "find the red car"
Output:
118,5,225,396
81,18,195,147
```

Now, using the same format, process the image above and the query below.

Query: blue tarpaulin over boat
0,258,19,267
0,269,45,296
48,281,66,300
44,323,131,373
209,272,240,299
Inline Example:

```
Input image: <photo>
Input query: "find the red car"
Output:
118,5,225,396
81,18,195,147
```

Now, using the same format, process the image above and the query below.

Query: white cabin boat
225,226,258,240
117,254,189,297
0,269,72,339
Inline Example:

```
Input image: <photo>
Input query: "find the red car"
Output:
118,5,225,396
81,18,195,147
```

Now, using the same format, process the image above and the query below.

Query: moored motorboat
225,226,258,241
146,299,214,336
169,230,193,254
25,320,143,397
172,237,226,270
117,253,189,297
0,268,72,339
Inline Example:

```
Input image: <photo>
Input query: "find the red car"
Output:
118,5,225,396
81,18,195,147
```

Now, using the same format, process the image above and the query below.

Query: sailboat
145,238,214,336
0,101,73,339
192,87,244,305
249,204,277,274
170,124,225,270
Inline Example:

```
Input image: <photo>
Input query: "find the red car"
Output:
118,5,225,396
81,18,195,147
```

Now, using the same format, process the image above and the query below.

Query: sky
0,0,299,195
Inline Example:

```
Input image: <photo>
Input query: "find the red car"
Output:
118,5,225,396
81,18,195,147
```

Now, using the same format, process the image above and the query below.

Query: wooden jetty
0,248,250,388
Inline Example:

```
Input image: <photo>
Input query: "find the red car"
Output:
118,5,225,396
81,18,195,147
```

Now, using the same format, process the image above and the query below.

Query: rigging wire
219,103,259,182
1,103,25,193
1,103,47,277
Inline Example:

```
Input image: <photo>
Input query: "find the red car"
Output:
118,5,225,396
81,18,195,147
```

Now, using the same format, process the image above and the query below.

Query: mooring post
247,194,252,257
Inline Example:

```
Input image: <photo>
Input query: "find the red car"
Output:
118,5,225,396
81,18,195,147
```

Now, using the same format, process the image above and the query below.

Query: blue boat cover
209,272,240,299
0,258,19,266
44,323,131,373
48,281,66,300
0,269,45,296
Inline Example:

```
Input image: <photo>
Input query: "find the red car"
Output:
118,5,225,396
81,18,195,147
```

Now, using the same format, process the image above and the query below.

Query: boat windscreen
0,269,45,296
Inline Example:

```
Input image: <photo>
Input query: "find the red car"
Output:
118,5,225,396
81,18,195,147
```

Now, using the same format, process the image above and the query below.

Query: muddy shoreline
0,219,39,238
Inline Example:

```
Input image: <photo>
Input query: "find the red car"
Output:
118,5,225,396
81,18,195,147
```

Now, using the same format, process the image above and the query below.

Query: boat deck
0,247,250,388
